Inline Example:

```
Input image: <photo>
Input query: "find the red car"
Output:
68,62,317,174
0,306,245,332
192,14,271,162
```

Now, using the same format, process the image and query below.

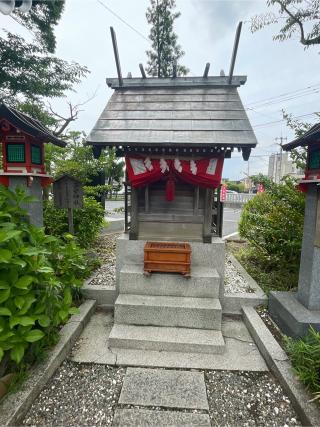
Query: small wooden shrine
0,103,66,225
87,32,257,243
87,26,258,356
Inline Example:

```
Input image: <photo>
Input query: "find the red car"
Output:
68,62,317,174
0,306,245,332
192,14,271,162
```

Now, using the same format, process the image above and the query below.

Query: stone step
114,294,222,330
109,324,225,354
119,264,220,298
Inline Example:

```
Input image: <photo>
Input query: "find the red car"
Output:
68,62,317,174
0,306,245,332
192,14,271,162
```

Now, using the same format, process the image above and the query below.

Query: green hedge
0,186,91,371
44,197,105,248
239,179,305,271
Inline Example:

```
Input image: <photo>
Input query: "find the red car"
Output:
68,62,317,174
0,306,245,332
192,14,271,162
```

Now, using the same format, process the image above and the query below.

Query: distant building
268,152,303,183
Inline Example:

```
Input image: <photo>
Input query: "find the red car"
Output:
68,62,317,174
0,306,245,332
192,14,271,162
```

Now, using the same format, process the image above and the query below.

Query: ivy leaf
14,296,25,309
0,230,21,243
24,329,45,342
63,288,72,306
0,288,10,304
10,344,25,364
20,247,46,256
37,266,54,273
9,316,35,329
37,315,50,328
14,275,34,289
0,249,12,263
18,295,36,315
0,331,14,341
68,307,80,315
58,309,69,321
0,307,11,316
11,258,27,268
0,280,9,289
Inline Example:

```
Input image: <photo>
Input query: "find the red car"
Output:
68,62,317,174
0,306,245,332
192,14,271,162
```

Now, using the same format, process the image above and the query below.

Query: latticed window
31,145,41,165
309,149,320,170
7,144,25,163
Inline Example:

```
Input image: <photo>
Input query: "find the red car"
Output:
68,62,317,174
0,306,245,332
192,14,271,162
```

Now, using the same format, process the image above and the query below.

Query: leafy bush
285,327,320,394
239,179,305,272
44,197,105,247
0,186,90,368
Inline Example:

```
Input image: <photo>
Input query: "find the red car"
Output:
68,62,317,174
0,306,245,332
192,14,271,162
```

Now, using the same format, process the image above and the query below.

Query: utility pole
275,136,287,183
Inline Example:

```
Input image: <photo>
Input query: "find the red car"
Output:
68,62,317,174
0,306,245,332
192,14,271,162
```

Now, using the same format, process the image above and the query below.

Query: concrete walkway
70,310,267,371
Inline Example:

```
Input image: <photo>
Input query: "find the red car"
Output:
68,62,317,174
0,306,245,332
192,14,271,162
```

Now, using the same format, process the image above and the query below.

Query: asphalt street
105,201,241,238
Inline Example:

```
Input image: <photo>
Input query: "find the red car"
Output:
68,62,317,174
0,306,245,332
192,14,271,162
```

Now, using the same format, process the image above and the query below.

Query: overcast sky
1,0,319,180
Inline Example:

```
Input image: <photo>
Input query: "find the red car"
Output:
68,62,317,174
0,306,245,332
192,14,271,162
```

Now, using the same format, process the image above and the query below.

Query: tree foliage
239,178,305,278
0,1,88,103
282,111,320,170
146,0,188,77
251,0,320,47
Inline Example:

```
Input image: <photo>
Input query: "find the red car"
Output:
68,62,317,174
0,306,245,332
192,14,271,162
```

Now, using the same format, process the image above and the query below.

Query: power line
246,82,320,108
253,112,317,129
97,0,149,42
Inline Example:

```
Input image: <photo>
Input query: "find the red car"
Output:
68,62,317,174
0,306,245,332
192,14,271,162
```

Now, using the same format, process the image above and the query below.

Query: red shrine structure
0,103,66,225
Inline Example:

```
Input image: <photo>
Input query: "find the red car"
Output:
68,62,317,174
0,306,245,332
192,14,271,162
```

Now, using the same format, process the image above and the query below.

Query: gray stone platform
119,264,220,298
113,409,211,427
109,324,225,354
70,311,268,371
115,294,222,330
269,291,320,338
111,235,226,355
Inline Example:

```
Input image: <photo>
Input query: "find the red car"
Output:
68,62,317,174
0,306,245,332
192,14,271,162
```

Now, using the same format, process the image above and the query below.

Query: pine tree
146,0,188,77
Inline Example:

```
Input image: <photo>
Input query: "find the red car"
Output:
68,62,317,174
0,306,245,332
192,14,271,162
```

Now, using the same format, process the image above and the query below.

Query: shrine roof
86,76,257,151
0,103,66,147
283,123,320,150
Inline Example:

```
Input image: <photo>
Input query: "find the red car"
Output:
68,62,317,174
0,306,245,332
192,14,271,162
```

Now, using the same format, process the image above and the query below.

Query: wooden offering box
144,242,191,276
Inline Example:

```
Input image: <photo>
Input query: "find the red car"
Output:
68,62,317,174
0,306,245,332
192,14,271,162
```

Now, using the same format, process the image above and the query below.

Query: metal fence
222,193,256,205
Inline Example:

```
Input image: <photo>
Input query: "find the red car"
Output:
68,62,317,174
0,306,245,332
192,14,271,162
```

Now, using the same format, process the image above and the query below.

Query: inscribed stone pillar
9,176,43,227
297,184,320,310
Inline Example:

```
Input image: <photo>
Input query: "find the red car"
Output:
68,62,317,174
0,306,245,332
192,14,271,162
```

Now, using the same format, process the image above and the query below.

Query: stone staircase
108,235,226,355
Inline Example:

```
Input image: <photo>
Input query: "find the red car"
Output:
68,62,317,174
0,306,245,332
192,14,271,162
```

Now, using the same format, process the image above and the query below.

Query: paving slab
113,408,211,426
70,310,116,364
70,311,268,371
119,368,209,410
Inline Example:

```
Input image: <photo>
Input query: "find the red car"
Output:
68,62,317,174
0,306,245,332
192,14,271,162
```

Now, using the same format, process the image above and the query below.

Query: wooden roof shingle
87,76,257,151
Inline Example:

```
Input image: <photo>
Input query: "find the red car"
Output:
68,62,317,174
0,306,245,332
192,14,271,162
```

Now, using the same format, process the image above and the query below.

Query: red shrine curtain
125,156,224,200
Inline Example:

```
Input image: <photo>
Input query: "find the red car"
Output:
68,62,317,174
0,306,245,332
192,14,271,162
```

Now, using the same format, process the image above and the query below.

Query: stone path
70,310,268,371
23,359,301,426
114,368,211,426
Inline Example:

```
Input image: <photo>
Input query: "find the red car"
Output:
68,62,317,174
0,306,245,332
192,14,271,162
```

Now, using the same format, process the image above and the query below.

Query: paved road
222,207,241,238
105,200,242,238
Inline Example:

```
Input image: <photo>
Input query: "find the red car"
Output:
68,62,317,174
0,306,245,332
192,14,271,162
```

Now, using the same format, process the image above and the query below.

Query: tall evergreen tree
146,0,188,77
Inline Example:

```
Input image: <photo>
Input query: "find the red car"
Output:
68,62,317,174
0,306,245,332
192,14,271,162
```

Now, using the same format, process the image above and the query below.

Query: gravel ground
206,371,300,426
89,234,119,287
23,360,126,426
22,363,300,426
88,233,253,293
224,253,254,294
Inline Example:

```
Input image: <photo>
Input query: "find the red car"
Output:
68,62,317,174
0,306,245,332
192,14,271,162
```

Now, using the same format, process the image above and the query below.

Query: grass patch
285,327,320,399
227,241,299,295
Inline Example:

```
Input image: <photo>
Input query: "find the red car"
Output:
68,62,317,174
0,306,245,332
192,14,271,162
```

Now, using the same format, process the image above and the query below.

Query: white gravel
22,362,300,426
23,361,125,426
224,252,255,294
206,371,300,426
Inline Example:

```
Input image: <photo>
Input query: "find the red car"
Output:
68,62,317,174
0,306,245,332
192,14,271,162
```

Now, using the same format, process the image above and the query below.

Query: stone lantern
269,123,320,337
0,103,66,226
